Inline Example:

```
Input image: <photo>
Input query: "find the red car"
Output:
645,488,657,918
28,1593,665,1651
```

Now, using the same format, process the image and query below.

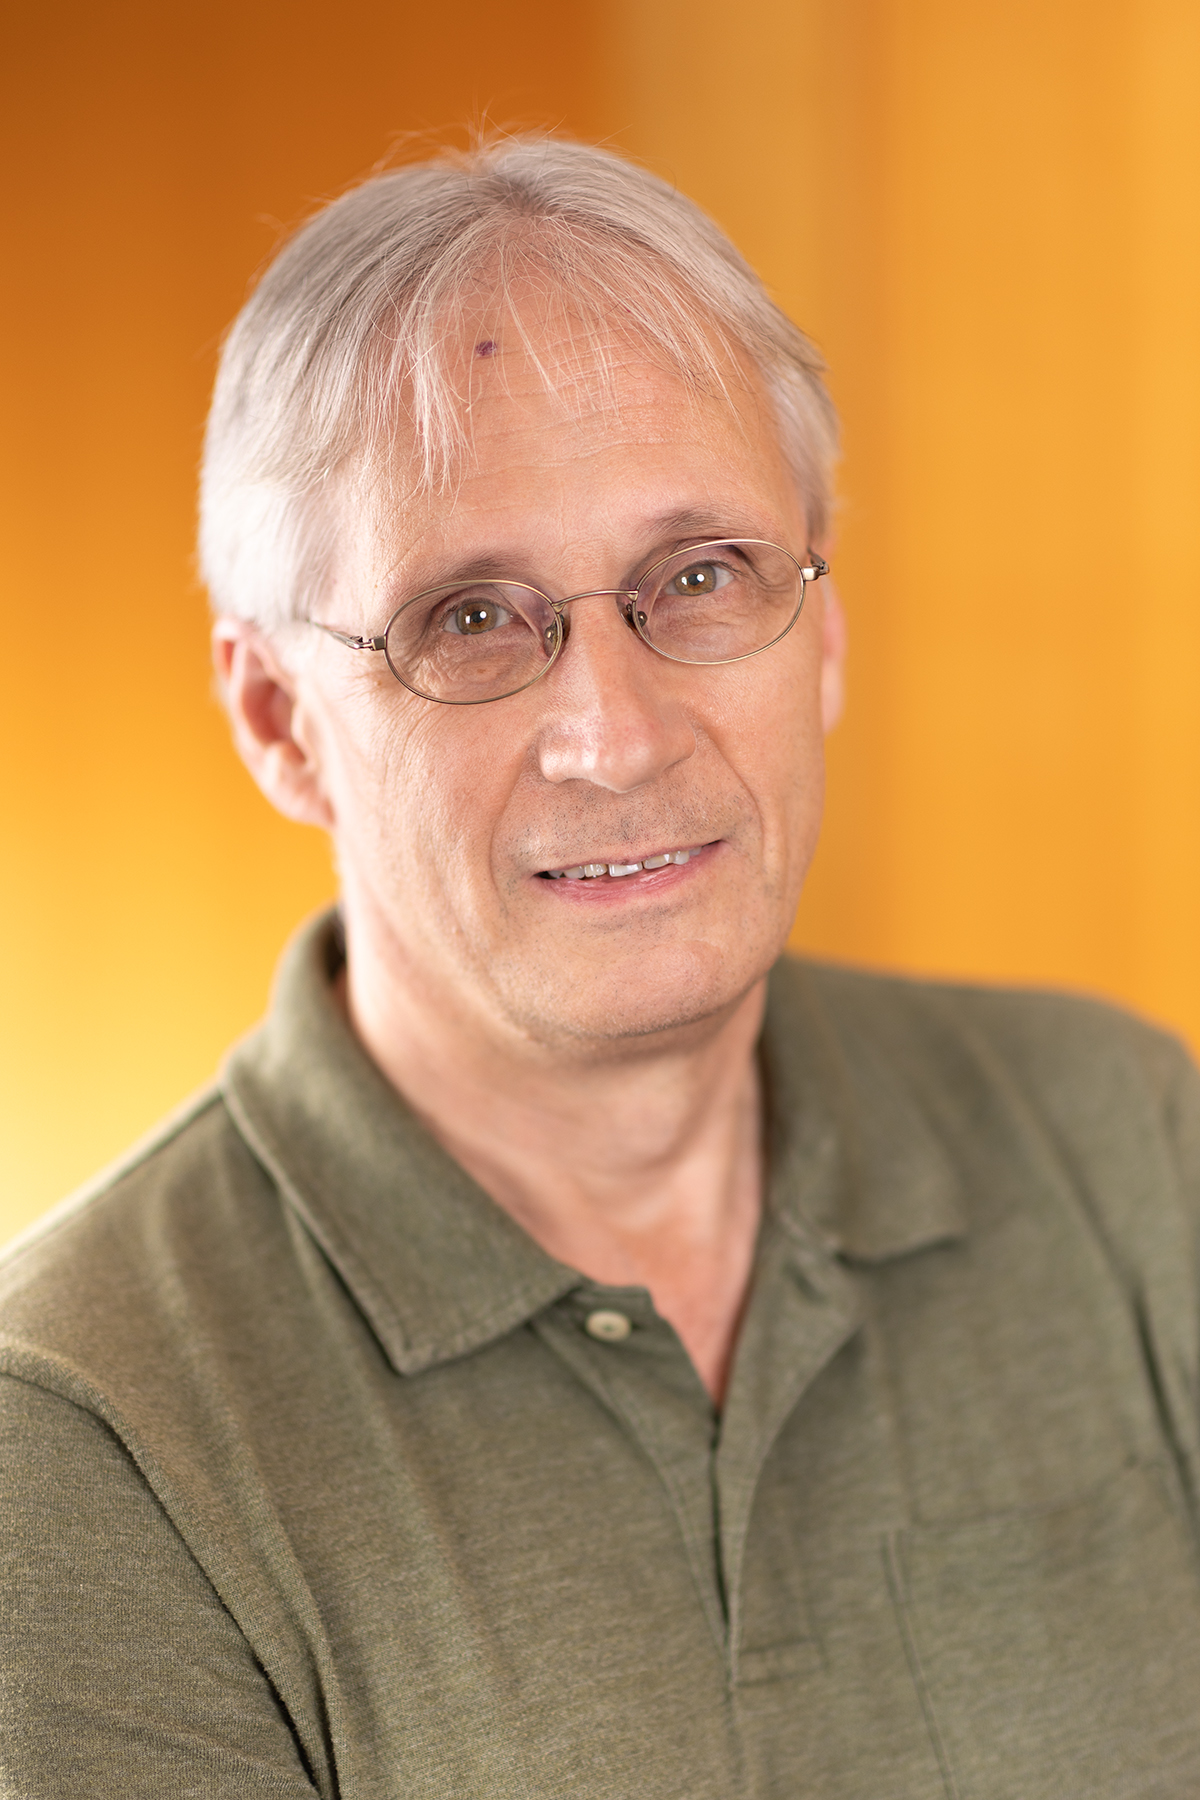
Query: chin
495,936,774,1051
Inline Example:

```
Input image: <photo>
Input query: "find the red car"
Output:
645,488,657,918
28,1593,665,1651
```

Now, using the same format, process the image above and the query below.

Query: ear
818,580,847,732
212,618,336,829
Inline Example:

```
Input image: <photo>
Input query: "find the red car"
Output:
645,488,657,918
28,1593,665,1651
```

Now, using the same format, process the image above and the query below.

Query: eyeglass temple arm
800,551,829,582
312,622,386,652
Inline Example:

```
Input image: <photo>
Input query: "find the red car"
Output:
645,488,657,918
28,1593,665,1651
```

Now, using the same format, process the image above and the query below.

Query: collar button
584,1309,633,1343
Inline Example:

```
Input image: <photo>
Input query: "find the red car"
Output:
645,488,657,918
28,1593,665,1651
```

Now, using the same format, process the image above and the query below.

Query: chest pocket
886,1461,1200,1799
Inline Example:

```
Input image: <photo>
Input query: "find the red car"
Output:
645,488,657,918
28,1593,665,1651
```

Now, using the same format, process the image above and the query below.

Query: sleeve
0,1376,321,1799
1145,1031,1200,1464
1162,1031,1200,1203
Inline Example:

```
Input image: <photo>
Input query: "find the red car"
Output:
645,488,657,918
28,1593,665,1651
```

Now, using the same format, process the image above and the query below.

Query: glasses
311,538,828,706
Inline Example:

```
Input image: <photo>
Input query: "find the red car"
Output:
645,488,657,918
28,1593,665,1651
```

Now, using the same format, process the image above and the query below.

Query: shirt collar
221,913,967,1375
760,958,968,1261
221,913,579,1375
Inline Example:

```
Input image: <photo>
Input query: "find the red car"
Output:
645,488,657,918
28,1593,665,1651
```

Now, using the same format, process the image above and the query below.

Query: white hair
198,134,839,628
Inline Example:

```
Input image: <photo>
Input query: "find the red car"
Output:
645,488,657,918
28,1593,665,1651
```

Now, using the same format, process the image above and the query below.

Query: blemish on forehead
474,340,496,358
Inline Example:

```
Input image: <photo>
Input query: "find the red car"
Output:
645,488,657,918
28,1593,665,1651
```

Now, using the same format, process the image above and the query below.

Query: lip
533,840,721,898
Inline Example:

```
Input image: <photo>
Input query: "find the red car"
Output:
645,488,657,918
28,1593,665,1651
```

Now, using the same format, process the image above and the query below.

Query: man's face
283,306,835,1054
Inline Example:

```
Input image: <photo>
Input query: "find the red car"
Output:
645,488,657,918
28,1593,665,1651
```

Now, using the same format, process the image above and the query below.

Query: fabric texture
3,910,1200,1798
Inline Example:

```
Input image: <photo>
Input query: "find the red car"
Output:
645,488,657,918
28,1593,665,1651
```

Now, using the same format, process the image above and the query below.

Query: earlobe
819,584,847,733
211,618,336,829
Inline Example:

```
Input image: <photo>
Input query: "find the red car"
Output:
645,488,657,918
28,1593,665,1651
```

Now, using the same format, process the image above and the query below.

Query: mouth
539,843,710,882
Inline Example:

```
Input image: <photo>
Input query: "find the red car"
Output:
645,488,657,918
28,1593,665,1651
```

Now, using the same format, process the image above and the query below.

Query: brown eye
672,562,723,596
446,601,510,635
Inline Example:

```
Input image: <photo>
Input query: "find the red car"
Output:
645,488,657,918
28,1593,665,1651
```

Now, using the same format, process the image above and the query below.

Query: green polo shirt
4,912,1200,1797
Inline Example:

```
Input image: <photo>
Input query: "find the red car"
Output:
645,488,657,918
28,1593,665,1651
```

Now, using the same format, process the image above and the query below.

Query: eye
668,560,733,597
443,600,513,635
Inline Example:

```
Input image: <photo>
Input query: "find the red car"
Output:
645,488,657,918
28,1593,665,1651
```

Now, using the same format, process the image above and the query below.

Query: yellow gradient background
3,0,1198,1239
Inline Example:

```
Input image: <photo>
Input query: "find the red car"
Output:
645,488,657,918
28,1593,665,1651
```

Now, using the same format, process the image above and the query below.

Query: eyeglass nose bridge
543,587,646,652
545,586,642,615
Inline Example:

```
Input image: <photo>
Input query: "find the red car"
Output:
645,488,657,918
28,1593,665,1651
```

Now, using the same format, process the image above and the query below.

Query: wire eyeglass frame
311,538,829,706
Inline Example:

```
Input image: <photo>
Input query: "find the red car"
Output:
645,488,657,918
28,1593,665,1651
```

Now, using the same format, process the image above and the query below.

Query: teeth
545,845,704,880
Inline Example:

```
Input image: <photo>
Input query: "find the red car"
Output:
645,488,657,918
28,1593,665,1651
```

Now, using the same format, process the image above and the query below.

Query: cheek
304,681,424,871
700,640,824,822
334,697,518,892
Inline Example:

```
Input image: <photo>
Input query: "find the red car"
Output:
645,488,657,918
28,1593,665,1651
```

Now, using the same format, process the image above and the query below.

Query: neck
343,914,768,1406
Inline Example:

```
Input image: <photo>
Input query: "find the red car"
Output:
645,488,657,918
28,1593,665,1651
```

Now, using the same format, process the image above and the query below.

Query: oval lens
635,540,804,664
384,582,559,703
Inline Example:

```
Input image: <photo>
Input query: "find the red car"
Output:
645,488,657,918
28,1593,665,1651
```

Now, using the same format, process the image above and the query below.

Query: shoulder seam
0,1086,227,1268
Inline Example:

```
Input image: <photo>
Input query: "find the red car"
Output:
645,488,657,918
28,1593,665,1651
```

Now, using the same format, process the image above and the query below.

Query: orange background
3,0,1198,1241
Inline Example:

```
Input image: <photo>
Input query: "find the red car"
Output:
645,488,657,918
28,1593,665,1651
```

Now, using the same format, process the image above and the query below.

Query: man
3,136,1200,1798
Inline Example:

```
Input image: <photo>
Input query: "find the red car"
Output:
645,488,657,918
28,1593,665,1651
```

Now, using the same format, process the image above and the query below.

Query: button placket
533,1295,729,1654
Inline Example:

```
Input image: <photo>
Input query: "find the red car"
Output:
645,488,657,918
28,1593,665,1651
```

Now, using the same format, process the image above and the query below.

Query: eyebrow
376,505,785,608
643,505,772,542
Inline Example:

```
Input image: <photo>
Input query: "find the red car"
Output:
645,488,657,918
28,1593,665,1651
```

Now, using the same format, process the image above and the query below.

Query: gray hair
198,134,838,629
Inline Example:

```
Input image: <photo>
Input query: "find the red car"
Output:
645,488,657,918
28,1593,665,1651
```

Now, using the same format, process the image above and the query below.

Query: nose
534,593,696,793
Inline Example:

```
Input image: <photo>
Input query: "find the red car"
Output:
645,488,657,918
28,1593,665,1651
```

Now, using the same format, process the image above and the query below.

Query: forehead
340,292,805,597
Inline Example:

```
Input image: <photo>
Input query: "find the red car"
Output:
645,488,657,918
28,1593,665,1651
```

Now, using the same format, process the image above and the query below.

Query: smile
541,845,706,880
